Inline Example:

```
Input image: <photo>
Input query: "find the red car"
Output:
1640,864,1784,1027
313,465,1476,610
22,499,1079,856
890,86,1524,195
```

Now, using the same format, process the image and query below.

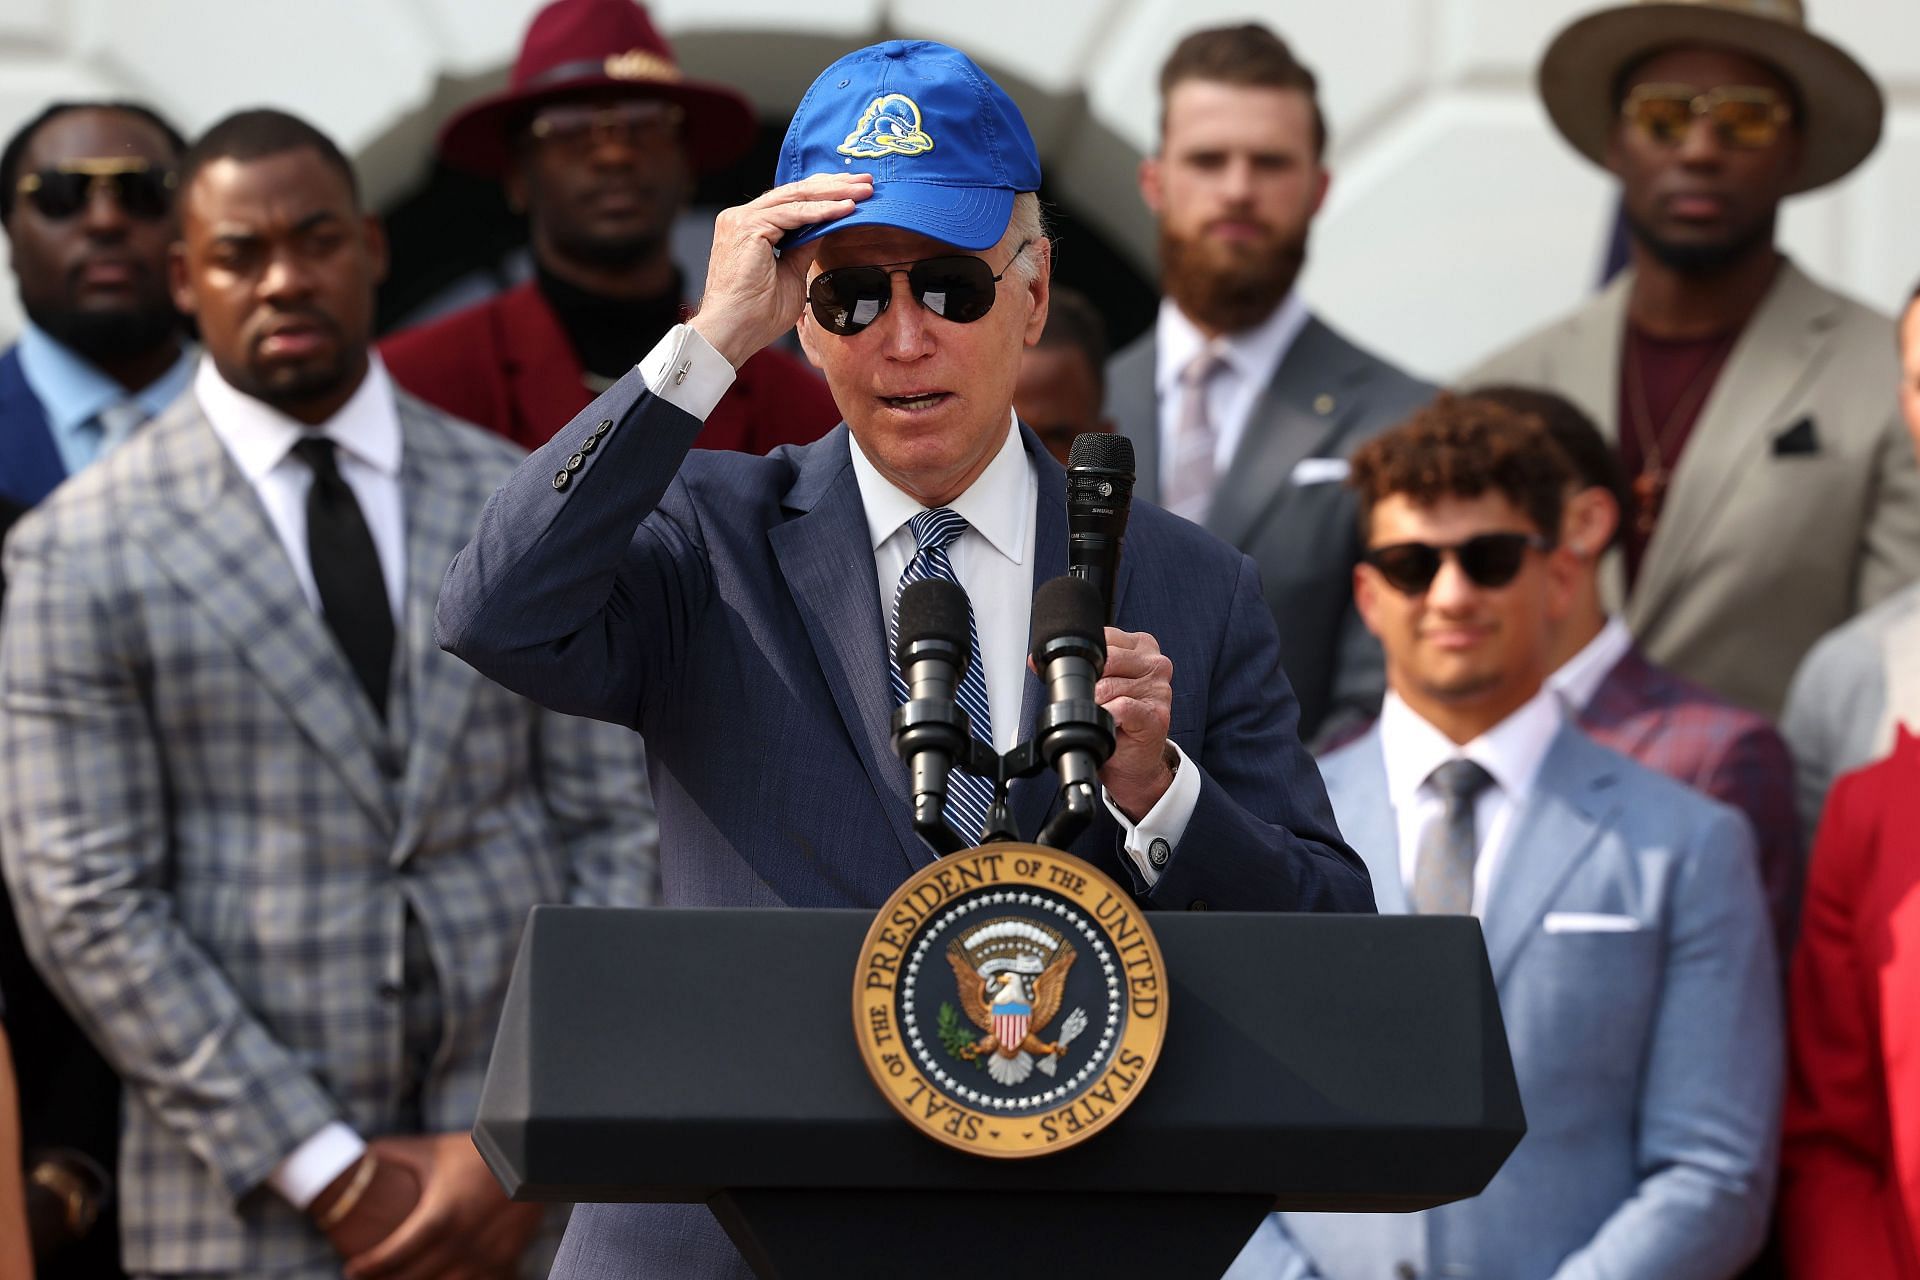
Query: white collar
1153,290,1312,398
849,410,1031,566
1380,685,1565,811
196,355,402,483
1547,615,1635,714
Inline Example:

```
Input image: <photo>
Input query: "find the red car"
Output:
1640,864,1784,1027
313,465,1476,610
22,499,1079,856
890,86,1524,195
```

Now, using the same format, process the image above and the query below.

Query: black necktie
292,436,393,719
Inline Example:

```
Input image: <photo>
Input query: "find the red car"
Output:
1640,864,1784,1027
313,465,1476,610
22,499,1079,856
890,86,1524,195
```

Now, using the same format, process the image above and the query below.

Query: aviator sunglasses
1620,83,1792,150
15,158,176,221
807,240,1031,337
1363,532,1552,595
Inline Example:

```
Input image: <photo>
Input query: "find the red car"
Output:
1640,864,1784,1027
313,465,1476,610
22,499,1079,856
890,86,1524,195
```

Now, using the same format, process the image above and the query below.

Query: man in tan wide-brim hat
1470,0,1920,729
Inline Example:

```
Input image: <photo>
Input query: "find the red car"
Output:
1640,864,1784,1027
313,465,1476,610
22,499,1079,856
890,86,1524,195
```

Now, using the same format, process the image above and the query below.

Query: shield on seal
990,982,1032,1056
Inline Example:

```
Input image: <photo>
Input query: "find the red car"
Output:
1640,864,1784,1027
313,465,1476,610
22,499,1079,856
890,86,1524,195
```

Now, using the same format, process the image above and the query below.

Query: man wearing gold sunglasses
1470,0,1920,723
0,101,192,512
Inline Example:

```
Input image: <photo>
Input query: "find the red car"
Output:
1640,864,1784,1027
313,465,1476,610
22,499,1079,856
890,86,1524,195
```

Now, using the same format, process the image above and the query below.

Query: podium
475,907,1524,1279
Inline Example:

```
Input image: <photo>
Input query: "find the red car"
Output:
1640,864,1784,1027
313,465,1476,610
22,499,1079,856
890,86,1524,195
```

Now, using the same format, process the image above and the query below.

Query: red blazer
1782,728,1920,1278
1580,643,1803,956
379,279,840,453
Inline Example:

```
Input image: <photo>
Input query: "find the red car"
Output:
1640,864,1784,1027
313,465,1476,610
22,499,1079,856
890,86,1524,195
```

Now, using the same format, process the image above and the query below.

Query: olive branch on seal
937,1002,984,1070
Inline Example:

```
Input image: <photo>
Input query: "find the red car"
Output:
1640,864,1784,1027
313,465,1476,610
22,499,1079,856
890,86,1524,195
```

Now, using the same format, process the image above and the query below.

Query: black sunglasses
1363,532,1552,595
807,239,1031,337
16,160,176,221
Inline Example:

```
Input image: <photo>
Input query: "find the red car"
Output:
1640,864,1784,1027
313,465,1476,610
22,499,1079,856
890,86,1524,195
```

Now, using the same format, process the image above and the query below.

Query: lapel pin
1314,393,1335,416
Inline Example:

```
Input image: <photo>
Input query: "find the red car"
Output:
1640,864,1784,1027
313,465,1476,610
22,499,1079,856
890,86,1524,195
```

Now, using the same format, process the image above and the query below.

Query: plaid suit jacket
0,387,656,1275
1580,644,1803,955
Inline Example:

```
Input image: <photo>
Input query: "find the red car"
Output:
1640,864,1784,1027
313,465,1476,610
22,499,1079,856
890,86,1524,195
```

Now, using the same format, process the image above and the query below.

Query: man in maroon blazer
1478,386,1803,954
380,0,838,453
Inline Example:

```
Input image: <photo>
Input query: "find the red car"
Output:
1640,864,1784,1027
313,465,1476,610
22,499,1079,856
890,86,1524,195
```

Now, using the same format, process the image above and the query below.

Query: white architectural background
0,0,1915,381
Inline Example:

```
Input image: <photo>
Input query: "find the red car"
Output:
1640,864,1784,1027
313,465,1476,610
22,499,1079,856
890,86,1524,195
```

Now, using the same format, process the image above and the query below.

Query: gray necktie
78,400,148,467
1409,758,1495,915
1163,345,1226,523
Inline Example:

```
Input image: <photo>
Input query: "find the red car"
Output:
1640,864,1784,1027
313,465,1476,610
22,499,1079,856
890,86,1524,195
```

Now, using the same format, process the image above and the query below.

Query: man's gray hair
1005,192,1049,283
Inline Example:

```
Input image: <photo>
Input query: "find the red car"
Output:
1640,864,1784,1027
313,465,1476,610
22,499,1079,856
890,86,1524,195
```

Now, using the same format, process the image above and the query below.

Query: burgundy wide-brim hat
438,0,758,179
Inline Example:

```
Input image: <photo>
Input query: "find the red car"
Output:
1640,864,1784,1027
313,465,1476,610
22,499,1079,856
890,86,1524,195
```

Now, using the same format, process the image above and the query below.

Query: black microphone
1029,575,1116,850
1066,432,1135,626
890,578,974,853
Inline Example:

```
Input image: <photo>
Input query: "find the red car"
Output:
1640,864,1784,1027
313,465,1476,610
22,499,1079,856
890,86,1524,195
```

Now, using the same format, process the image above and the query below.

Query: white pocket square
1543,912,1642,933
1289,457,1350,486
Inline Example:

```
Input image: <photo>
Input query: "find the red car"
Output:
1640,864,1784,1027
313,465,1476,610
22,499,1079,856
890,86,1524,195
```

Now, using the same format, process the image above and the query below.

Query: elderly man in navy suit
439,38,1371,1278
1227,396,1780,1279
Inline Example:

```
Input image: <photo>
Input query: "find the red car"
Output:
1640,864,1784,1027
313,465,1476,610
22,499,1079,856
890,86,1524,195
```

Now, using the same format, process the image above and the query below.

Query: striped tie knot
908,506,969,555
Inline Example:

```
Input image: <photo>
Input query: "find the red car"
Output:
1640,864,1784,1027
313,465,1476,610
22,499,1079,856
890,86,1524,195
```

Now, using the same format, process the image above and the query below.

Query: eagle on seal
947,939,1078,1086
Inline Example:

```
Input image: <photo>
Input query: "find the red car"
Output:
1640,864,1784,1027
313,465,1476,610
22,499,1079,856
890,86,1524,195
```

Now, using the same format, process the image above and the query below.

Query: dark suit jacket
1106,316,1434,743
1581,644,1803,956
380,279,841,454
0,345,68,507
0,357,124,1279
438,371,1374,1279
1782,729,1920,1278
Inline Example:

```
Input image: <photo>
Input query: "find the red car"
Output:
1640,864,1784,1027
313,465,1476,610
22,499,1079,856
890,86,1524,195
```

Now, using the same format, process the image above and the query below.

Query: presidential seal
853,843,1167,1157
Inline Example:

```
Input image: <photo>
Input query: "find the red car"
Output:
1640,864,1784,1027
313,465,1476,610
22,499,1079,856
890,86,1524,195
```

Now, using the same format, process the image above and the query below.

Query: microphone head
1029,575,1107,667
1068,431,1135,476
895,578,972,676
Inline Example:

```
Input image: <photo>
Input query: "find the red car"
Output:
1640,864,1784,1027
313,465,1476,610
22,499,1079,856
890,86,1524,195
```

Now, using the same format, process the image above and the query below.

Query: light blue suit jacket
1230,721,1782,1280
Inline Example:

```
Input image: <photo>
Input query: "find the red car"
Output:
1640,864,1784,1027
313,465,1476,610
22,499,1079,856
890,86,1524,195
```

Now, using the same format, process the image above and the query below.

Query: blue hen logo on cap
839,93,935,158
779,40,1040,252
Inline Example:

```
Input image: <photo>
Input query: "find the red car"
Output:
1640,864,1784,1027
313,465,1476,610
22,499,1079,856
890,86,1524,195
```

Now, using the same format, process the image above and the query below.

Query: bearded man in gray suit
0,110,655,1280
1106,24,1434,745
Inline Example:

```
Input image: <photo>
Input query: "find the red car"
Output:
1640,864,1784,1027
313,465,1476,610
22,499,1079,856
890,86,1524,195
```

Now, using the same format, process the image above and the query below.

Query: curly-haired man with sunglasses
439,39,1374,1276
0,100,193,514
1228,393,1781,1279
1469,0,1920,724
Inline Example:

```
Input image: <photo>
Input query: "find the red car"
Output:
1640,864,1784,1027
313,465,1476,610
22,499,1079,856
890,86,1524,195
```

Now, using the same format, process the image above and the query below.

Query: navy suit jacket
0,346,67,507
439,368,1367,916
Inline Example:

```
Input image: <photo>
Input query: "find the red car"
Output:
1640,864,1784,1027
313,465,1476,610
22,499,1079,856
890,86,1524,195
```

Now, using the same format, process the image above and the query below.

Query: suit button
579,435,598,454
1188,898,1209,911
1394,1264,1418,1280
377,980,405,1002
1148,838,1171,868
552,469,571,491
595,418,613,436
566,453,584,471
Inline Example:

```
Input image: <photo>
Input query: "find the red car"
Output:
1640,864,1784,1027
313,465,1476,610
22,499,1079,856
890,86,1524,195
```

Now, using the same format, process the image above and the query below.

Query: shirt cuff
267,1122,366,1210
637,323,736,422
1102,743,1202,886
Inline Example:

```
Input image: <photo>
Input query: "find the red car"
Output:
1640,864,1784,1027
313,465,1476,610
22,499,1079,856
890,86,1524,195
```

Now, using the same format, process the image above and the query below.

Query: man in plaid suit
1476,386,1802,955
0,110,655,1280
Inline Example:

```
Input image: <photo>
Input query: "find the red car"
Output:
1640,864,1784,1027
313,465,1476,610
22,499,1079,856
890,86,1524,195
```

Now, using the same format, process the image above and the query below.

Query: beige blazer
1468,261,1920,717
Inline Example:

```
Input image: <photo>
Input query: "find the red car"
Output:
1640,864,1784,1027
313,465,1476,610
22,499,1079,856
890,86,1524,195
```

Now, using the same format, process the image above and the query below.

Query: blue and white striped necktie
888,507,994,846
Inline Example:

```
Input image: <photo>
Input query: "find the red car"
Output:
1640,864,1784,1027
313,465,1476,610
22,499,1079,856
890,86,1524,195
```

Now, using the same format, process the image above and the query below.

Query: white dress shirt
1152,291,1311,497
1547,614,1634,715
637,324,1200,883
197,356,407,624
198,357,411,1209
1379,687,1564,915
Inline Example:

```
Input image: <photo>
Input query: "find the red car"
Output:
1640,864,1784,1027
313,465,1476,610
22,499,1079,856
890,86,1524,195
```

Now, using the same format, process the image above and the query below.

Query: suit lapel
1205,319,1353,550
391,400,491,860
1581,647,1663,759
1629,263,1835,633
0,349,70,506
770,430,926,872
125,402,398,833
1480,726,1620,983
1323,733,1407,913
498,283,594,448
1107,335,1161,503
1006,439,1083,842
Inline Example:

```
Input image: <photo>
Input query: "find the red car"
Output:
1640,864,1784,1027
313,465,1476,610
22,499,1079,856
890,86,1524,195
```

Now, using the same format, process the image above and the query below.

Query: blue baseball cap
776,40,1041,252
